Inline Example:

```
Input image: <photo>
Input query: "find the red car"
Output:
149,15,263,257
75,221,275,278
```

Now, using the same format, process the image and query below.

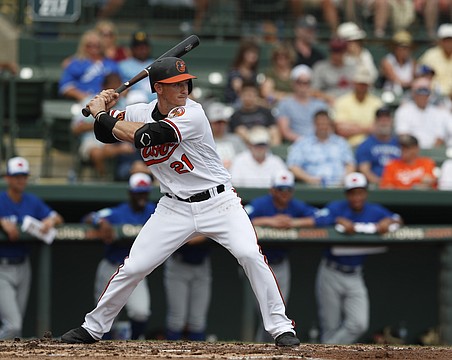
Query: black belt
325,259,362,274
166,184,225,203
0,257,26,265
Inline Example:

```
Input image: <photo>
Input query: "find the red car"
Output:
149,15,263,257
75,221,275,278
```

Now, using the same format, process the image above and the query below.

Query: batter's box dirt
1,338,452,359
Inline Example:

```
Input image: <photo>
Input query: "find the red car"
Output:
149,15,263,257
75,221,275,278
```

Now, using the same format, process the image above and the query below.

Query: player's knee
234,247,261,266
347,318,368,338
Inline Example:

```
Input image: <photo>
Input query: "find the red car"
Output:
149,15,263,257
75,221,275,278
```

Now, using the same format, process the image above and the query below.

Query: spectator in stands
438,158,452,190
314,171,403,344
394,77,448,149
230,126,287,188
95,20,129,62
418,24,452,98
414,64,444,107
224,39,261,108
292,15,326,68
207,101,246,170
83,173,156,340
333,66,383,147
287,110,355,187
148,0,209,32
119,31,156,103
245,169,317,343
288,0,340,35
276,64,328,143
260,42,296,107
230,82,281,146
311,38,355,100
355,106,401,186
95,0,125,18
0,13,19,76
59,29,120,102
342,0,415,39
0,157,64,339
336,22,378,84
380,30,416,95
413,0,441,40
380,134,437,189
71,73,137,179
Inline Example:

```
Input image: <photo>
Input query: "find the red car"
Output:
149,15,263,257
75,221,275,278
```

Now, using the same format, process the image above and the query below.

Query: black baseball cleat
61,326,98,344
275,332,301,347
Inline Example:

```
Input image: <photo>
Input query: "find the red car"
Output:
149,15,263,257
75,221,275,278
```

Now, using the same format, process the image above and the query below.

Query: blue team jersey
314,199,399,266
0,191,55,257
59,58,120,96
247,194,318,263
90,202,156,264
355,135,400,177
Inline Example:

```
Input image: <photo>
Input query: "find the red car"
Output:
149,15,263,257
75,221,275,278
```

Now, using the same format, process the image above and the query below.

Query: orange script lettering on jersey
142,143,179,165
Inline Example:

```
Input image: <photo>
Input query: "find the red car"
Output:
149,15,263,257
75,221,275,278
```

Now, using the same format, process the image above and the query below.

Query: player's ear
154,82,163,94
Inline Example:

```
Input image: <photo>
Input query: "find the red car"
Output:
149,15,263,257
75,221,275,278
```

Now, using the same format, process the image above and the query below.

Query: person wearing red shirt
380,135,437,189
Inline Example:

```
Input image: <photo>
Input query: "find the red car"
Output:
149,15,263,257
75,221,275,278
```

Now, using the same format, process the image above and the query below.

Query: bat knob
82,107,91,117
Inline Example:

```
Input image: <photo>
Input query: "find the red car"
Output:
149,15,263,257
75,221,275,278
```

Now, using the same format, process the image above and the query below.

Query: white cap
248,126,270,145
7,157,30,176
353,66,374,85
129,172,152,193
337,22,366,41
207,102,233,122
438,23,452,39
272,170,295,188
126,90,149,106
344,172,368,191
290,64,312,81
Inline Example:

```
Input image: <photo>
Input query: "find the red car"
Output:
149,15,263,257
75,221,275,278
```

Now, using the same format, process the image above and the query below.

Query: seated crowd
57,15,452,190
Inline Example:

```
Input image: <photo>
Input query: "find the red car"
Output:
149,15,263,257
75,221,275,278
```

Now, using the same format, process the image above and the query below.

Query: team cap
337,22,366,41
248,126,270,145
290,64,312,81
437,24,452,39
398,134,418,148
129,172,152,193
207,102,233,122
375,106,392,118
344,172,368,191
7,157,30,176
272,170,295,189
151,57,196,85
131,31,150,47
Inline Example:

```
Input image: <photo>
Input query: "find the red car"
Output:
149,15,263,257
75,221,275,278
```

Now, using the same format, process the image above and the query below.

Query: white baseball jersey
112,99,231,199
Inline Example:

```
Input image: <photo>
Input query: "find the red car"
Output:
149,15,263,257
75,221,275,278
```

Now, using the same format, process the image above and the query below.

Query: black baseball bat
82,34,200,117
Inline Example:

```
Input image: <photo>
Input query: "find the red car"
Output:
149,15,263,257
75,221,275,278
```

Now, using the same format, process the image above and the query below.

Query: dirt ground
1,338,452,360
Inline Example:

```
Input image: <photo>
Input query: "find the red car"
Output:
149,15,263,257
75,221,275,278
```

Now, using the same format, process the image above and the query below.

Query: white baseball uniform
81,98,296,340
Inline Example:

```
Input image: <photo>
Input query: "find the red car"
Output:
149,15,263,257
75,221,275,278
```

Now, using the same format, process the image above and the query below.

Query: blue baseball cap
129,173,152,193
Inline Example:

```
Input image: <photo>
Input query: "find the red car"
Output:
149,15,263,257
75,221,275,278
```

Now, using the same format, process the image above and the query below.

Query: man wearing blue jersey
314,172,403,344
355,107,401,186
83,172,156,340
246,170,317,342
0,157,64,339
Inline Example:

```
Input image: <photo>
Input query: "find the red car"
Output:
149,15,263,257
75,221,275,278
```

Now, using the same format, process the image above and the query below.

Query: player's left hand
89,89,120,118
376,218,395,234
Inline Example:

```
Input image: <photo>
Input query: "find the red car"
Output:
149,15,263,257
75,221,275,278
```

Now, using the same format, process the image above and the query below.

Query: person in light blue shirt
287,110,355,187
276,64,328,143
355,106,400,185
118,31,157,103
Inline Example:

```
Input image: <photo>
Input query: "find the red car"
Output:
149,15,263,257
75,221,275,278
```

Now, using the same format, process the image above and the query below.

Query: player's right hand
89,89,120,118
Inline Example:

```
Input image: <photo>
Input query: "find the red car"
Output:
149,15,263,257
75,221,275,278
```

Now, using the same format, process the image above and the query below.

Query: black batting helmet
149,57,196,94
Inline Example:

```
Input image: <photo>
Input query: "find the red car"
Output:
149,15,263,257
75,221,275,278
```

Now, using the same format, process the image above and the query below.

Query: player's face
346,188,367,211
130,191,149,210
271,187,294,207
6,174,28,193
156,81,189,108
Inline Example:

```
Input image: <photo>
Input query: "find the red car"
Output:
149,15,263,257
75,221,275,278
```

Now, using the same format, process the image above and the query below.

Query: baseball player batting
60,56,300,347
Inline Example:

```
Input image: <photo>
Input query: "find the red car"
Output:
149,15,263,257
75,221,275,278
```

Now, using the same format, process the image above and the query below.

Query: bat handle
81,84,127,117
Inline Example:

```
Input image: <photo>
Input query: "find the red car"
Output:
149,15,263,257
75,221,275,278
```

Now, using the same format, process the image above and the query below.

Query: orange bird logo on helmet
175,60,186,73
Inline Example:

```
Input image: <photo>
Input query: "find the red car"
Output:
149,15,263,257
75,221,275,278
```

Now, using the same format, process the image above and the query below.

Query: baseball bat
82,34,200,117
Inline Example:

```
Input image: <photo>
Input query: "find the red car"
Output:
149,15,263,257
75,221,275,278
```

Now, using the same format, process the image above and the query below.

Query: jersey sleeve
314,201,341,227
